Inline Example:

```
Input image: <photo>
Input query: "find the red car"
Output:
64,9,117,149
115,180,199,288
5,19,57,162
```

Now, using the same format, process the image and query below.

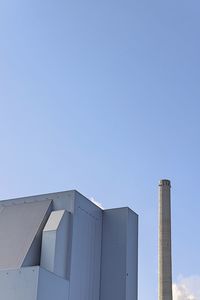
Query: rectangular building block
40,210,70,279
100,208,138,300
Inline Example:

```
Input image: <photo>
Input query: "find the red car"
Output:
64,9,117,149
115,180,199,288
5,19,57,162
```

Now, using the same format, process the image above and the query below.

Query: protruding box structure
100,208,138,300
0,190,138,300
41,210,70,278
158,180,173,300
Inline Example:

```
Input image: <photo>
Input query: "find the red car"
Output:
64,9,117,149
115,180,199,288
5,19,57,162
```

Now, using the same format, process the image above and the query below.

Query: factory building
0,190,138,300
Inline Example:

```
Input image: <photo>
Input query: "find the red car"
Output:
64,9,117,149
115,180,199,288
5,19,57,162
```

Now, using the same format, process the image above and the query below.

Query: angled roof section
0,200,52,270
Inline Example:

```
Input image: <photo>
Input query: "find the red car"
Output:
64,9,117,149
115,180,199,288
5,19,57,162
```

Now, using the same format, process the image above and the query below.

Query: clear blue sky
0,1,200,300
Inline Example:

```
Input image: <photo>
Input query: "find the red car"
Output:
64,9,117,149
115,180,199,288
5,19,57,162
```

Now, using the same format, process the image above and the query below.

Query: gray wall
0,200,52,270
0,191,138,300
126,209,138,300
69,192,102,300
37,267,69,300
100,208,138,300
0,266,39,300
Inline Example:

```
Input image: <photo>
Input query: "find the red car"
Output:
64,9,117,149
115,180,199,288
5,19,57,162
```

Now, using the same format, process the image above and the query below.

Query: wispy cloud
173,276,200,300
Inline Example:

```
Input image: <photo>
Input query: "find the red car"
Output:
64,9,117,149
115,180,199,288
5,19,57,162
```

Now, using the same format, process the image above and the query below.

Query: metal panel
0,190,138,300
100,208,138,300
2,190,75,213
40,210,71,278
69,193,102,300
37,267,69,300
0,266,69,300
0,266,39,300
0,200,52,270
126,209,138,300
43,210,66,231
100,208,127,300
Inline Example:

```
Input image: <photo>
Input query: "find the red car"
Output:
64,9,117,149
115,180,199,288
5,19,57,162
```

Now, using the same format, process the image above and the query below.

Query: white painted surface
43,210,65,231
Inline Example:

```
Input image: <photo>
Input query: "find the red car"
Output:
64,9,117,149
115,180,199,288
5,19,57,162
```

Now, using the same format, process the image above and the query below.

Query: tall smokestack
158,179,173,300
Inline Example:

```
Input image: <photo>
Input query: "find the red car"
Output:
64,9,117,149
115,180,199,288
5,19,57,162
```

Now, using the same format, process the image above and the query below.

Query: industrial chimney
158,179,173,300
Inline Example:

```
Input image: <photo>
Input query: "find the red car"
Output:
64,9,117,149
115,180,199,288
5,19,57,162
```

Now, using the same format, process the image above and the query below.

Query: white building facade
0,190,138,300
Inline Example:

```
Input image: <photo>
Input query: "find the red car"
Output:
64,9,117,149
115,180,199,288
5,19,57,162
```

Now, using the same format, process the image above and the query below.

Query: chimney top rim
159,179,171,187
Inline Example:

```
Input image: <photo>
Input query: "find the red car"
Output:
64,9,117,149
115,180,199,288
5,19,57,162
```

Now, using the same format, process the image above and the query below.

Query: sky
0,0,200,299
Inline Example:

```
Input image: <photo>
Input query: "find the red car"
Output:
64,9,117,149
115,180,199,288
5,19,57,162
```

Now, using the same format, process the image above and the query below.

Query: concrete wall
158,180,173,300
